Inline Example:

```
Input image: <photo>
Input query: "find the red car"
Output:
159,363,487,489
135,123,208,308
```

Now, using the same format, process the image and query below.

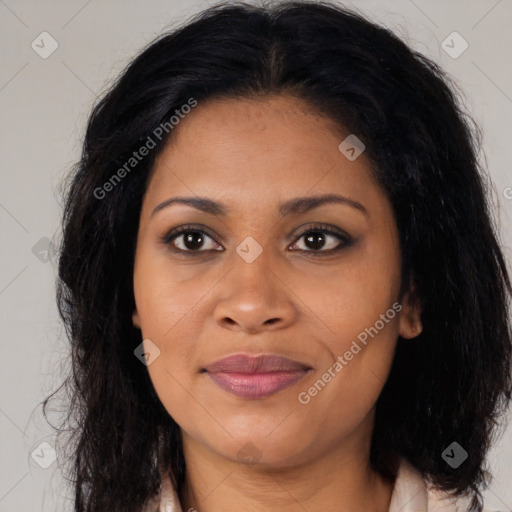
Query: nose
213,251,297,334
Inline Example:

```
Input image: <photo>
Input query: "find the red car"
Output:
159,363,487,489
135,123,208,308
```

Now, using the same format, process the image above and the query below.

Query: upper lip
203,354,312,374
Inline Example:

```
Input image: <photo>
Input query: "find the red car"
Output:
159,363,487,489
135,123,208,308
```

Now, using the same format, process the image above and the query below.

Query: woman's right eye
161,226,223,253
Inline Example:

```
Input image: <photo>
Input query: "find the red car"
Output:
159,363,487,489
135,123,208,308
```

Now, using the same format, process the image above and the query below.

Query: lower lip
207,370,309,399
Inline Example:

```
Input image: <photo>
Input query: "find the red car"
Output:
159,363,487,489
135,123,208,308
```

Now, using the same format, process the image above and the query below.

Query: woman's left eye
290,226,351,253
160,224,351,255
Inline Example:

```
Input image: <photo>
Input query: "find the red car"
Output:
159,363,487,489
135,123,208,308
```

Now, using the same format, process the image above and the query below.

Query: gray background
1,0,511,510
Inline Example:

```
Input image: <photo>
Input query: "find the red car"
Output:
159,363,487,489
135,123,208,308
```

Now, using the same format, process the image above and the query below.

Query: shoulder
390,457,491,512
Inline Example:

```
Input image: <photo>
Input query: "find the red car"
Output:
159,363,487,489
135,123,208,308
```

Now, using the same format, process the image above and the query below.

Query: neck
179,429,395,512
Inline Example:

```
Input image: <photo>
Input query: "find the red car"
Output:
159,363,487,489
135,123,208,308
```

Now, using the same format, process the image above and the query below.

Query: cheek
133,240,210,337
290,239,401,353
132,248,207,413
134,271,204,376
296,302,400,441
291,233,401,409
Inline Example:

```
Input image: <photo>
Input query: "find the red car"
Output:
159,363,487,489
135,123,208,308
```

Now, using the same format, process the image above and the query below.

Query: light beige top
143,457,486,511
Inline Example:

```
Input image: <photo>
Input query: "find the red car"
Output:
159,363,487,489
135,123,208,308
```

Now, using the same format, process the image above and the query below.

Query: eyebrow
150,193,368,218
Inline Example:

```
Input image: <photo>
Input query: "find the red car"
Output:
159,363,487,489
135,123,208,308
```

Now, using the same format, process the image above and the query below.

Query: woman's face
132,94,420,468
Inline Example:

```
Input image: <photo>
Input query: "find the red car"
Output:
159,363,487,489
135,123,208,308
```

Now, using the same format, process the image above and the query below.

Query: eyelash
160,223,352,256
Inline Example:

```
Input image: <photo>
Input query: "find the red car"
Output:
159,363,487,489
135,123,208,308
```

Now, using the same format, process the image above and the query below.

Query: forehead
143,94,385,220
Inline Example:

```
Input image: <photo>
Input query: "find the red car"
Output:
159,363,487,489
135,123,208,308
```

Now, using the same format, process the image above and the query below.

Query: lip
203,354,312,399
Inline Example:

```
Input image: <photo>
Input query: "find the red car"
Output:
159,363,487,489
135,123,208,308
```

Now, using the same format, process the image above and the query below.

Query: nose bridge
213,236,295,332
231,234,276,296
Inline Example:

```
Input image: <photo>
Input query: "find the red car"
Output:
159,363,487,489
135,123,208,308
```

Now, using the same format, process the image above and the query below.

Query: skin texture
132,94,422,512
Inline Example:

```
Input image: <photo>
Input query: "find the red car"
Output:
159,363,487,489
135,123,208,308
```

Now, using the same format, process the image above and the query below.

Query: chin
208,429,317,469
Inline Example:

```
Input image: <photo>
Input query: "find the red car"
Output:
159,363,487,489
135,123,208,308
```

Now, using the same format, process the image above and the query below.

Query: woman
45,1,512,511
